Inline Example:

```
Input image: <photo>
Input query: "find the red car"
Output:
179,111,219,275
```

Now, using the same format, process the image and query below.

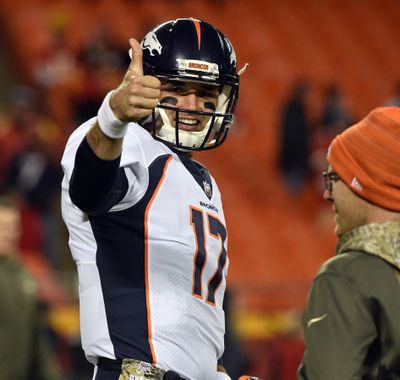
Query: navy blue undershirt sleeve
69,137,128,214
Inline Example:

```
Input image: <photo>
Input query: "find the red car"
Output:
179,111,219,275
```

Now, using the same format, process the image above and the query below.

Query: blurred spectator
34,28,77,91
0,195,61,380
33,26,79,128
278,80,312,193
320,84,352,138
0,86,36,189
73,25,127,125
310,84,352,195
1,86,64,267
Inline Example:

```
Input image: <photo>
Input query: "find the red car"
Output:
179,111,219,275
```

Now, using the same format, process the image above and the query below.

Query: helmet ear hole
140,18,240,151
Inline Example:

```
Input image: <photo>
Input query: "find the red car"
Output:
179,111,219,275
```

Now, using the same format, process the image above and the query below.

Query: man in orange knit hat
298,107,400,380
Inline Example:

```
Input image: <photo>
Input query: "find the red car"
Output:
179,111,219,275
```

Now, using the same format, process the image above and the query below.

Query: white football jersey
61,119,229,380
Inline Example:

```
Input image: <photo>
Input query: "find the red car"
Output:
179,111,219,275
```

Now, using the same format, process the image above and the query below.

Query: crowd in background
278,79,353,196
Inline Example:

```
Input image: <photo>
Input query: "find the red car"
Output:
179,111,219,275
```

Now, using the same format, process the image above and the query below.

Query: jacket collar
337,221,400,270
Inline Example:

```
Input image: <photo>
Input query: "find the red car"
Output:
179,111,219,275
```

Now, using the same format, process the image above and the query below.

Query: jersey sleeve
298,269,377,380
61,119,149,214
69,137,128,214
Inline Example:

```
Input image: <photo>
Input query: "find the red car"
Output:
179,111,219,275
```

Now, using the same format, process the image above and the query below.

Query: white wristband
97,91,128,139
216,372,231,380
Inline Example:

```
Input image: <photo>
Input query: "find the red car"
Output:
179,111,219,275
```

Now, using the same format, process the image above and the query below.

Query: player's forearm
86,121,123,160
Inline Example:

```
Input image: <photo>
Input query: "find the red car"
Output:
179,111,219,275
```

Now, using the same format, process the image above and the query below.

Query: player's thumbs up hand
127,38,144,77
110,38,161,122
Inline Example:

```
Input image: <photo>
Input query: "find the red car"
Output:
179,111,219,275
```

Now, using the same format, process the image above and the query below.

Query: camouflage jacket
298,221,400,380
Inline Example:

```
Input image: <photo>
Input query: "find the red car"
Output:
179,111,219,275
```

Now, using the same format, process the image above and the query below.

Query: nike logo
307,313,327,328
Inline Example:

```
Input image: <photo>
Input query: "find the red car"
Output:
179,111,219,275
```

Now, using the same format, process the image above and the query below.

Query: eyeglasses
322,171,340,192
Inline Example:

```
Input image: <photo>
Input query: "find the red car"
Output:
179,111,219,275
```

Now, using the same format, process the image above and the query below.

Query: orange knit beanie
327,107,400,212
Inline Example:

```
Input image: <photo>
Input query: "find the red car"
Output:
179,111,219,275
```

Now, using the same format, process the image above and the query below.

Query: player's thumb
128,38,143,76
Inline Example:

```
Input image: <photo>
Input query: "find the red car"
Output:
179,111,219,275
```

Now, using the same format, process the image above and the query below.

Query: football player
61,18,246,380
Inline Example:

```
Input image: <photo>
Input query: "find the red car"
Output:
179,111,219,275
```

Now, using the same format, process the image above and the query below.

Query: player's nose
181,93,200,110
